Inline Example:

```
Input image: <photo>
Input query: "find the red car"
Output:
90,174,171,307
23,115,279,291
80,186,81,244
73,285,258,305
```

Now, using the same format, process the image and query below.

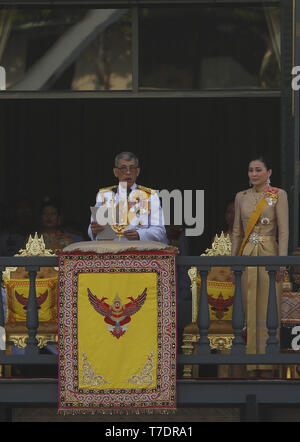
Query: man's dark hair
114,152,139,168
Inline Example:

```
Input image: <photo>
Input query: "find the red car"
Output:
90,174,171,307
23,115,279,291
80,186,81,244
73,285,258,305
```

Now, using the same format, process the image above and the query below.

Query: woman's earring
249,181,252,187
266,177,271,186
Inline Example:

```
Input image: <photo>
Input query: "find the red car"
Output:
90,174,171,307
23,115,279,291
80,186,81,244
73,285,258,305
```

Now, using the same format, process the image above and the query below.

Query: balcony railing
0,256,58,366
177,255,300,366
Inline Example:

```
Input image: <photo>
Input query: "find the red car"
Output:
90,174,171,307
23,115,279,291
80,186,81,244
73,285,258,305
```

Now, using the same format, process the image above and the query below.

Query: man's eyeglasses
117,166,138,173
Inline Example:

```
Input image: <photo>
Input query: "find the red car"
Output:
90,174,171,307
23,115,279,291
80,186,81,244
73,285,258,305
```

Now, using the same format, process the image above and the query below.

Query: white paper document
90,206,116,240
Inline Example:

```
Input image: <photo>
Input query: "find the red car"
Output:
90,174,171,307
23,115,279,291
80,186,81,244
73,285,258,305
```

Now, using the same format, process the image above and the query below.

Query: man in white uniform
88,152,168,243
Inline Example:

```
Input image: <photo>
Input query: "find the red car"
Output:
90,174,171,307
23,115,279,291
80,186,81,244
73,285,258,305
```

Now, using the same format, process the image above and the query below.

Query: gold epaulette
98,185,117,193
137,185,156,195
97,185,117,203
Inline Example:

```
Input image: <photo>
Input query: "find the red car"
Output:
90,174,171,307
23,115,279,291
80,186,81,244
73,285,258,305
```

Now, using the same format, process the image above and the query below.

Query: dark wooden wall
0,96,280,254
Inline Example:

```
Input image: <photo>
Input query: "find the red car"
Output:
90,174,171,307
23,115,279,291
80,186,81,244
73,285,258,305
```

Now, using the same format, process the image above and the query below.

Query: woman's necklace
252,187,264,206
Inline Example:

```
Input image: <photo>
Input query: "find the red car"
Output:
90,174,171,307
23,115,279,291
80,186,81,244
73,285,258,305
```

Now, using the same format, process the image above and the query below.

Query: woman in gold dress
231,156,289,376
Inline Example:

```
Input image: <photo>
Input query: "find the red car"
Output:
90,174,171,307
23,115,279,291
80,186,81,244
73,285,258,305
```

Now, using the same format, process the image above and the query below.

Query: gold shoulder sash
97,185,117,203
238,196,268,256
98,185,117,193
137,185,156,195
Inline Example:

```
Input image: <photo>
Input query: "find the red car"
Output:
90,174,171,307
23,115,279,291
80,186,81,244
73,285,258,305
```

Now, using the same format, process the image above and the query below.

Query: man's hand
91,221,105,236
124,229,140,241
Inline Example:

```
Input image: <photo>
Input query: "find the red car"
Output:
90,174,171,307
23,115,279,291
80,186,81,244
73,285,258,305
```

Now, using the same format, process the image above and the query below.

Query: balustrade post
0,267,5,353
266,266,280,354
25,266,40,354
0,268,5,329
231,266,246,354
196,267,211,355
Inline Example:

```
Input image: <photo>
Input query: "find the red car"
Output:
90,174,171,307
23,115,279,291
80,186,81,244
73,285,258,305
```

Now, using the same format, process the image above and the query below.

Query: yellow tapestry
58,251,177,414
77,272,157,390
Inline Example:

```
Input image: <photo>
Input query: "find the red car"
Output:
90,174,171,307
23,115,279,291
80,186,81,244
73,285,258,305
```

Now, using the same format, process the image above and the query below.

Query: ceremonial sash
238,196,268,256
99,186,152,226
127,188,151,225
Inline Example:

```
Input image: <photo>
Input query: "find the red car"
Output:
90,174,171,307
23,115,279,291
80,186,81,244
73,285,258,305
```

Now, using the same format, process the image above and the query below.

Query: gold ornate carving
181,327,199,378
2,233,59,358
208,334,234,351
182,232,234,377
81,351,110,387
16,232,56,257
8,334,58,349
3,233,57,280
2,267,17,281
111,194,129,241
182,328,234,378
182,331,234,353
127,350,154,385
188,266,197,285
201,231,231,256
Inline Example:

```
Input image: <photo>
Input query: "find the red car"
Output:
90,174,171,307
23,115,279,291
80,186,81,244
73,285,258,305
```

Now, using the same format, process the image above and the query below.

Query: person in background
39,198,83,252
88,151,168,244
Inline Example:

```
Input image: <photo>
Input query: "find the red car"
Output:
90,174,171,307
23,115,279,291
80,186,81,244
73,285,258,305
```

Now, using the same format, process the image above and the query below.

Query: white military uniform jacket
88,183,168,244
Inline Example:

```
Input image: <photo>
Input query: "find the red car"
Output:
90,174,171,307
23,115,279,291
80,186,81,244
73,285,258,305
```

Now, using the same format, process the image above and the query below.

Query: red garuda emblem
15,290,48,310
207,292,234,320
87,288,147,339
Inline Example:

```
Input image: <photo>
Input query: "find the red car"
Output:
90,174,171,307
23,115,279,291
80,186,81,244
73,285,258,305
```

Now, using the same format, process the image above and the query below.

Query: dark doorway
0,96,280,255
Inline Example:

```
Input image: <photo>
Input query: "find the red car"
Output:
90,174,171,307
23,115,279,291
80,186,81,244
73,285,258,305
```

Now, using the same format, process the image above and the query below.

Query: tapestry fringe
57,408,177,416
62,241,178,255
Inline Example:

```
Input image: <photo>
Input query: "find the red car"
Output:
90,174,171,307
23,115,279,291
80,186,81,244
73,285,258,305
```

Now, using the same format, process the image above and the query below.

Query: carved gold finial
3,233,57,280
188,267,198,322
16,232,55,257
201,231,231,256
